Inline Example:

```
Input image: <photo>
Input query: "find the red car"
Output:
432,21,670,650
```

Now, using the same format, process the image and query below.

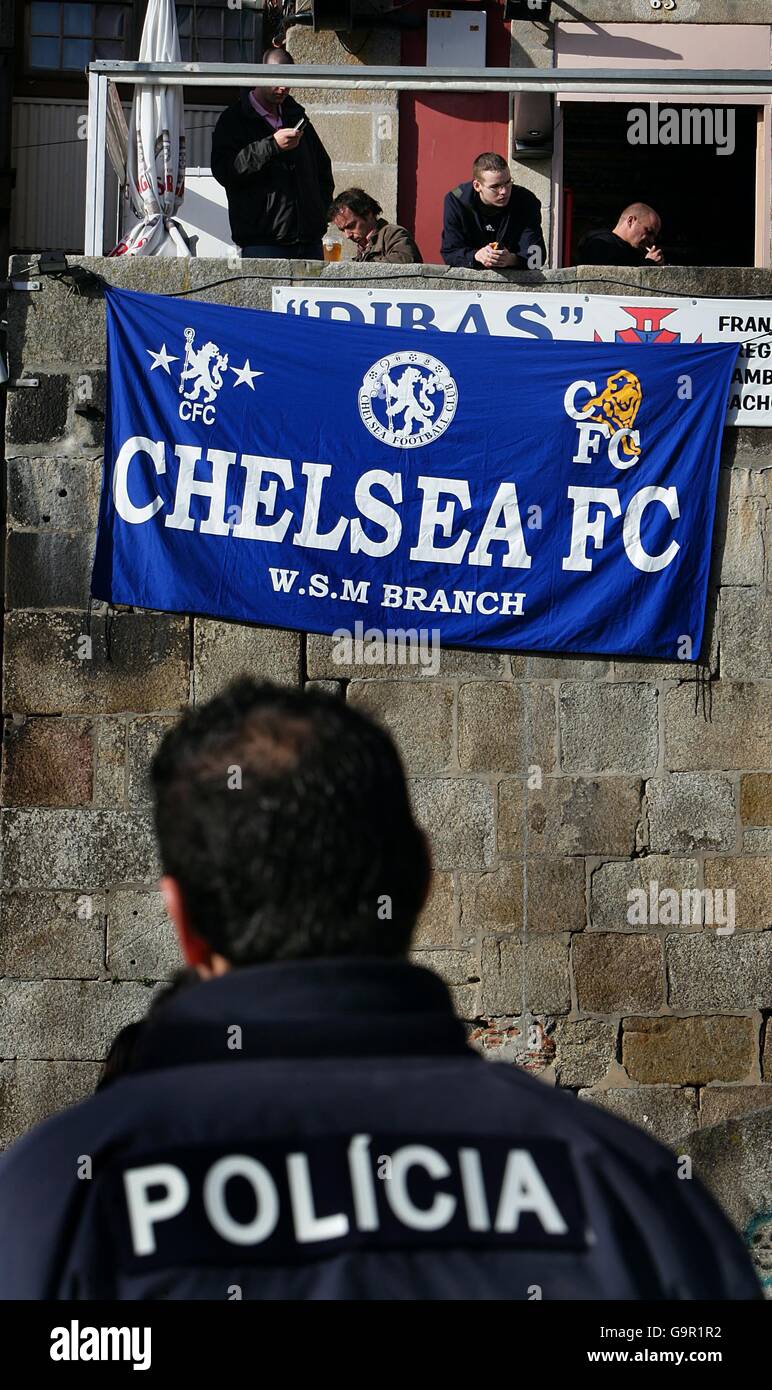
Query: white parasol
109,0,189,257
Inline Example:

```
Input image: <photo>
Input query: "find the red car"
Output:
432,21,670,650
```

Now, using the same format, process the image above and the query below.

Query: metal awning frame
85,62,772,254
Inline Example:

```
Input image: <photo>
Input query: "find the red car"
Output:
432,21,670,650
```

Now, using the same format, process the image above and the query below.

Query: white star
231,358,264,390
147,343,179,374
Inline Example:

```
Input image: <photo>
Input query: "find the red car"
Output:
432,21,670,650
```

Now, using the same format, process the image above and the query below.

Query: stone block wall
285,25,400,247
1,260,771,1284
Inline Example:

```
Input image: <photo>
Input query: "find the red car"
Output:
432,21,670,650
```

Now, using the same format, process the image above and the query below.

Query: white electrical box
426,10,486,69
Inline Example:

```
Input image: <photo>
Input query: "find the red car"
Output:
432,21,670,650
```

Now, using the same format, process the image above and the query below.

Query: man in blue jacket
442,152,545,271
0,680,761,1299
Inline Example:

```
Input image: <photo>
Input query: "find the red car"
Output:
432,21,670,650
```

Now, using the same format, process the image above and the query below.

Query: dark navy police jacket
0,961,761,1299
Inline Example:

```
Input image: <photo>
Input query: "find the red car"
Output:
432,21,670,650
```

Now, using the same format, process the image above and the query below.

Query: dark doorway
562,102,757,267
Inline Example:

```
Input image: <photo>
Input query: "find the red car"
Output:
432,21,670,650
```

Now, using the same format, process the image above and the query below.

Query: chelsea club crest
358,351,458,449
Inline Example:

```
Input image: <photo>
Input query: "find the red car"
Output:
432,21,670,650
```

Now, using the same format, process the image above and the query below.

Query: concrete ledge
8,257,772,378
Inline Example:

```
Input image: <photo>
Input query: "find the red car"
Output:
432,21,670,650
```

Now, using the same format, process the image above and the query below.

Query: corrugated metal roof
12,99,222,253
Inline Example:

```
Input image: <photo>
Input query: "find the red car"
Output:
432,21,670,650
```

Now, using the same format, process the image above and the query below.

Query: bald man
577,203,665,267
211,48,334,259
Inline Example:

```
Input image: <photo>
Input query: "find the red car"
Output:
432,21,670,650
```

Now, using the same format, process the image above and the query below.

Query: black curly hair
150,678,429,965
328,188,383,223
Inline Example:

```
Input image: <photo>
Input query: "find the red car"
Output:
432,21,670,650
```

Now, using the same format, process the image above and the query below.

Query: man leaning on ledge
442,152,546,271
329,188,423,264
577,203,665,267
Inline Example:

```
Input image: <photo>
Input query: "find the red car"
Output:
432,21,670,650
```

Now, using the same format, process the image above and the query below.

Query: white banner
272,287,772,427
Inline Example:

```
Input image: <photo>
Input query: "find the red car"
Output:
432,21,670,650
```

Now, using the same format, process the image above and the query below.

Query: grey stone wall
285,25,400,250
2,256,771,1284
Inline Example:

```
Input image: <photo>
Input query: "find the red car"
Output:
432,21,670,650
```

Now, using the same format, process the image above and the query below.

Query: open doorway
561,102,758,267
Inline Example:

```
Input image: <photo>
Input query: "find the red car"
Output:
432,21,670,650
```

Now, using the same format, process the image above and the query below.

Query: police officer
0,680,761,1299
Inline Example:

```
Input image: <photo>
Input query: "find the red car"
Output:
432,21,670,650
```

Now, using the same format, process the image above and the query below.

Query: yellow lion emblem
583,369,643,458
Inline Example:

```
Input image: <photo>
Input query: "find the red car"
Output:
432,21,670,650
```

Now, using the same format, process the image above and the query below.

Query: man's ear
160,876,217,973
418,830,433,915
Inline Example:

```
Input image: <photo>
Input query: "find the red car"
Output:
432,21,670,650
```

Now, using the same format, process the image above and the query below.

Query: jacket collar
452,180,474,206
130,958,473,1074
239,89,304,122
357,218,389,259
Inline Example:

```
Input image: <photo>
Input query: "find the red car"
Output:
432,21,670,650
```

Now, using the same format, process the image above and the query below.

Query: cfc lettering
179,400,216,425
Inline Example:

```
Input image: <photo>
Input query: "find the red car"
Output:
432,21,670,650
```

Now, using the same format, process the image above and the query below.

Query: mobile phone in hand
293,116,308,134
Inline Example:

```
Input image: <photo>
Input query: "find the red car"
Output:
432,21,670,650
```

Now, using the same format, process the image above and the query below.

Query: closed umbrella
109,0,189,257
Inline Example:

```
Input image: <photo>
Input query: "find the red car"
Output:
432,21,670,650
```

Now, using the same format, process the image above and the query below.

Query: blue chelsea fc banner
91,287,738,661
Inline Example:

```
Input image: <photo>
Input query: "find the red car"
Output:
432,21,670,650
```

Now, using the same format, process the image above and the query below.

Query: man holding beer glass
328,189,423,264
211,48,334,260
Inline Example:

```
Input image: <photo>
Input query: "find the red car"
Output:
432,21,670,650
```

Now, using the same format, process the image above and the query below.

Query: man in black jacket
577,202,665,266
210,48,334,258
442,152,545,271
0,680,761,1300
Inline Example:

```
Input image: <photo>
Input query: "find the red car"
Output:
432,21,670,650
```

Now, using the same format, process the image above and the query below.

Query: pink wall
556,23,771,71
